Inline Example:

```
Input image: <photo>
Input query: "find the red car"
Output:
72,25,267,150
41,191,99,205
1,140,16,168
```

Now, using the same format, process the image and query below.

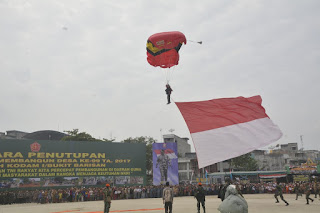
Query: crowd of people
0,181,319,205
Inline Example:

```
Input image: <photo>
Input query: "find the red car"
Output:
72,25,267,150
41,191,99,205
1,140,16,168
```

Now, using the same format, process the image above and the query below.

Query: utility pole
300,135,304,150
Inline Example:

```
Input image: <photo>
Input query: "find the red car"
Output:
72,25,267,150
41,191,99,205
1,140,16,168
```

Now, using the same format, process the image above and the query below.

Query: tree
121,136,157,184
62,129,97,141
102,138,115,143
231,153,258,171
62,129,115,142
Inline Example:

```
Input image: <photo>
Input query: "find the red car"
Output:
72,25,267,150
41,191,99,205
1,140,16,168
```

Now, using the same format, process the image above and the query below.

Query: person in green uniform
294,183,302,200
313,182,319,198
104,184,113,213
305,183,314,205
274,182,289,206
194,182,206,213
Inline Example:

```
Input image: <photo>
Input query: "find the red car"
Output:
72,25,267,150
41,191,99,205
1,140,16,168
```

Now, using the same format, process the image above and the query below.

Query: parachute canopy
146,31,187,68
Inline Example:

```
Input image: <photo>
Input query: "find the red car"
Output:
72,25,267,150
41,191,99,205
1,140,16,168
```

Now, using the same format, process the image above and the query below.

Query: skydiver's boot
203,207,206,213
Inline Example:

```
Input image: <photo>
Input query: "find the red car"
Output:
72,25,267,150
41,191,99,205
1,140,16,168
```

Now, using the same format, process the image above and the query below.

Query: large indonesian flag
175,95,282,168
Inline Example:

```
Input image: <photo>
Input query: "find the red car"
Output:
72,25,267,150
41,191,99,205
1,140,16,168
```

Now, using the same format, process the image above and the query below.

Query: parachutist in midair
165,84,173,104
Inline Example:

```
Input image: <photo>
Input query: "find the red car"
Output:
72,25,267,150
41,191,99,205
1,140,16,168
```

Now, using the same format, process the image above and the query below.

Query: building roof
22,130,67,140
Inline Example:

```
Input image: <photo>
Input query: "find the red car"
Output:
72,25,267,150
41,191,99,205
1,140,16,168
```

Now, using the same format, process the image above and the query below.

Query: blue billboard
152,142,179,185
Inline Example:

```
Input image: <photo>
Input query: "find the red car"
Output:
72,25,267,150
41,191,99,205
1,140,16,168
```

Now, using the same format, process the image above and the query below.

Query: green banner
0,140,146,188
293,175,309,182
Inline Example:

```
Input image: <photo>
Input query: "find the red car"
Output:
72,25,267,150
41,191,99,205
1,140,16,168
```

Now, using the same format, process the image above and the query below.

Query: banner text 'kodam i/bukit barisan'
0,140,146,188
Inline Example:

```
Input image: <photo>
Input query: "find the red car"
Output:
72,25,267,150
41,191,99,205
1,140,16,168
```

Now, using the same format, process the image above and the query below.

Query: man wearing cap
103,184,113,213
194,183,206,213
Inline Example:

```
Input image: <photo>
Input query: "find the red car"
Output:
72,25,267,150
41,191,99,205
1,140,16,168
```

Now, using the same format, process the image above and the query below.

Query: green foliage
102,138,115,143
62,129,115,142
231,153,258,171
62,129,97,141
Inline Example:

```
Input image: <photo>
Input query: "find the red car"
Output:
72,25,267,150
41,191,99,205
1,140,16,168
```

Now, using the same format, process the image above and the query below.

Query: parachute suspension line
159,66,167,84
188,40,203,44
168,65,176,85
165,42,179,85
158,54,169,85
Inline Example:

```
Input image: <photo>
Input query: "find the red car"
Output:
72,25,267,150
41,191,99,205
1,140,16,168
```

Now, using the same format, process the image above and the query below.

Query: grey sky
1,0,319,152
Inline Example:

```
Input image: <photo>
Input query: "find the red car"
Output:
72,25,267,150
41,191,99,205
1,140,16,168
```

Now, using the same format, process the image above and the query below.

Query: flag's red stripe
154,149,174,155
175,96,268,133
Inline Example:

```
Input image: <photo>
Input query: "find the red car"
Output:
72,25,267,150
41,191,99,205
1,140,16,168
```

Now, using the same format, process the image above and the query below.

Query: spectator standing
163,182,174,213
194,183,206,213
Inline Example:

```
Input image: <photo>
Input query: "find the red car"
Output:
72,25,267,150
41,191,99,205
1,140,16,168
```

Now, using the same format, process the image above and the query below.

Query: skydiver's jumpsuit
165,85,173,104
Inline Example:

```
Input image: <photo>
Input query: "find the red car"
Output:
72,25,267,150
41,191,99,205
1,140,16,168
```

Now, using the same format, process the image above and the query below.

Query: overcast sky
1,0,319,152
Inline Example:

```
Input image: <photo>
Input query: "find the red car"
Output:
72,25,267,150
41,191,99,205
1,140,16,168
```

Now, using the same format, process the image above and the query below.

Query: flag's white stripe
156,153,177,159
191,117,282,168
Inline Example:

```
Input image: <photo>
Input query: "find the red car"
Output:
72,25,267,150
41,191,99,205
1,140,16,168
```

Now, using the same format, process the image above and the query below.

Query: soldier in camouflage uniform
156,149,171,183
313,182,319,198
294,183,302,200
305,183,314,205
103,184,113,213
274,182,289,206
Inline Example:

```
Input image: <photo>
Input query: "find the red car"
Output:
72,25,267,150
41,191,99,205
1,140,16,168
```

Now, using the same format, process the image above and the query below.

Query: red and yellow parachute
146,31,187,68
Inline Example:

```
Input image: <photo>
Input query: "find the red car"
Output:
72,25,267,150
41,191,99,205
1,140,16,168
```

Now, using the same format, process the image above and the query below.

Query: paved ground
1,194,319,213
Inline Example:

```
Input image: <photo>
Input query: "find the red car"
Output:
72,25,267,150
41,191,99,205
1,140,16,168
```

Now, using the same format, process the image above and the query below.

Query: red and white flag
154,149,178,159
175,95,282,168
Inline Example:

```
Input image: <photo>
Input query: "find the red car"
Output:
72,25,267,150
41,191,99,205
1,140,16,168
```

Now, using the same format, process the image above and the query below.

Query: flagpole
205,169,208,185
